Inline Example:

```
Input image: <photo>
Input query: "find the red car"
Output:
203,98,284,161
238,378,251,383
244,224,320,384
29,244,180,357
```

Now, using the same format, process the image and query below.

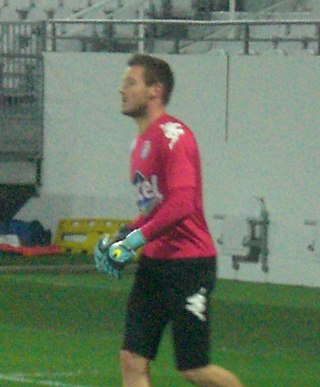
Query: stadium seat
33,0,57,11
0,6,20,21
27,7,47,21
13,0,31,9
53,3,74,18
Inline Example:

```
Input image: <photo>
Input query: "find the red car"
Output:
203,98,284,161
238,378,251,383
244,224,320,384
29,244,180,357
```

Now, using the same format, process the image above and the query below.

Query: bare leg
181,364,244,387
120,350,152,387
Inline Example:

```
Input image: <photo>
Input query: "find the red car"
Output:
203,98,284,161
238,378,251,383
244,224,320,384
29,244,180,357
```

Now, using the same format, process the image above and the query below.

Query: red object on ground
0,244,64,256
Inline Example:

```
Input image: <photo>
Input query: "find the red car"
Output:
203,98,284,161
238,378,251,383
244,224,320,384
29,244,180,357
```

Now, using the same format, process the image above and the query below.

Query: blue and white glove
108,229,146,270
94,224,132,278
94,229,146,279
94,236,121,279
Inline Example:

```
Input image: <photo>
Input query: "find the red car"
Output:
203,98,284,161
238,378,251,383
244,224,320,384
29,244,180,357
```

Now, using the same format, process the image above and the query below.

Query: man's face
119,65,152,118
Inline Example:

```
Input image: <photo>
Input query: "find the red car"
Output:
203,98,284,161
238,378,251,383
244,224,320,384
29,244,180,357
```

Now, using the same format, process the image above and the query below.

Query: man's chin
122,107,146,119
122,109,133,117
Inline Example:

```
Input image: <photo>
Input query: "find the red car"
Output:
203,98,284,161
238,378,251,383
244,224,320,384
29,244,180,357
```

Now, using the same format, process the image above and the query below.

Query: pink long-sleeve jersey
129,113,217,260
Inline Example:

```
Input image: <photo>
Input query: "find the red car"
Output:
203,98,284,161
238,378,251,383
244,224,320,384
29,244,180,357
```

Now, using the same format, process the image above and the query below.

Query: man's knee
120,350,150,376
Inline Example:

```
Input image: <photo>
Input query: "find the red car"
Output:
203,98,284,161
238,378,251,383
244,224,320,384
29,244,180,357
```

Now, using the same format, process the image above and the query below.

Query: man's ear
149,82,163,101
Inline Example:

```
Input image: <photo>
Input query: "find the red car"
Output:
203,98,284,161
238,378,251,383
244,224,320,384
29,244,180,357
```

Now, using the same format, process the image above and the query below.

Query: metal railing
46,17,320,55
1,15,320,160
0,21,46,161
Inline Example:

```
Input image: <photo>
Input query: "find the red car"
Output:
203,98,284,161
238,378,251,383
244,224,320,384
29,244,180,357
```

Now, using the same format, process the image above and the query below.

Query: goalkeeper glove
94,229,146,279
93,224,131,278
109,229,146,268
94,236,122,279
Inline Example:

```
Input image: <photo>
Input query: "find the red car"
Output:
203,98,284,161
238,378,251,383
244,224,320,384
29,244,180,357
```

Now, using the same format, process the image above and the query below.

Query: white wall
18,52,320,287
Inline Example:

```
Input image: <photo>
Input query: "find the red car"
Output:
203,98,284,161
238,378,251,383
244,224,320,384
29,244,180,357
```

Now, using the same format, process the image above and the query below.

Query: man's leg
170,259,243,386
180,364,243,387
121,259,168,387
120,350,151,387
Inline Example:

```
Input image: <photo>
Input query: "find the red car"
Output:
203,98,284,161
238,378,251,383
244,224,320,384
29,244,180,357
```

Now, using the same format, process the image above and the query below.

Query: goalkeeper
94,54,243,387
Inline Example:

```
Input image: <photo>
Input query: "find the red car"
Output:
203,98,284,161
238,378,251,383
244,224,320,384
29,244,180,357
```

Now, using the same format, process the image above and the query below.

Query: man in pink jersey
94,54,243,387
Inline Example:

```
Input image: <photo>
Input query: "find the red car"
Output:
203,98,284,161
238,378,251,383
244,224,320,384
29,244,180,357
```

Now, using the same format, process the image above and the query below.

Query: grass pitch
0,269,319,386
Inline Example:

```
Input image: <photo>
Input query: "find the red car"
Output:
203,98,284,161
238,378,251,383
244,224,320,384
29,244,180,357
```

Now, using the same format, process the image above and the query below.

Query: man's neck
135,107,166,134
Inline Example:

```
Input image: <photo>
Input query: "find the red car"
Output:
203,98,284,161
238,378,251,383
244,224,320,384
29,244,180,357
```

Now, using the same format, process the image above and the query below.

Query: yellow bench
54,218,131,255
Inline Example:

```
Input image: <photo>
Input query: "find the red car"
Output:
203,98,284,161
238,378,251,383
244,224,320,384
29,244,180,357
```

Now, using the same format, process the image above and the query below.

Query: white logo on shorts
185,287,207,322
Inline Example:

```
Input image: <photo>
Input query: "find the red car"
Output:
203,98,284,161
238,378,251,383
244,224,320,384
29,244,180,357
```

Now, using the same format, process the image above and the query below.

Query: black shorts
122,255,217,371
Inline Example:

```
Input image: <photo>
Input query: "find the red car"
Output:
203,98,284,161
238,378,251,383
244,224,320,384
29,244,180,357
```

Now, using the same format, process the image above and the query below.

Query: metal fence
1,15,320,161
0,21,46,161
46,17,320,55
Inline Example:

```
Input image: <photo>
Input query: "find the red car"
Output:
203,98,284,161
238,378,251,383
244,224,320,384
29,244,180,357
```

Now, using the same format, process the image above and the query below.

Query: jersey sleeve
160,123,196,191
140,186,195,241
128,214,147,230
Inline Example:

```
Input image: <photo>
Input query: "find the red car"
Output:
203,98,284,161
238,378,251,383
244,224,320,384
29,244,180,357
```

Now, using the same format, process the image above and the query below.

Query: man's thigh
169,258,217,371
122,262,169,360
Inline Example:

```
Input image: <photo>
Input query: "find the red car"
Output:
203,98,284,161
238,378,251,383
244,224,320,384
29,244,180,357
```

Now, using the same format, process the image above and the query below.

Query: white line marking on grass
0,372,92,386
16,370,99,378
32,372,82,377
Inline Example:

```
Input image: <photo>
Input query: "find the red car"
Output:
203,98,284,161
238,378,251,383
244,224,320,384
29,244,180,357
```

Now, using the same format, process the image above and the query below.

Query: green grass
0,272,319,386
0,252,93,266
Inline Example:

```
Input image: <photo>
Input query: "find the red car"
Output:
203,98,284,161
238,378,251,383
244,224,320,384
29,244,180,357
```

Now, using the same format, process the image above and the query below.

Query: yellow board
53,218,131,255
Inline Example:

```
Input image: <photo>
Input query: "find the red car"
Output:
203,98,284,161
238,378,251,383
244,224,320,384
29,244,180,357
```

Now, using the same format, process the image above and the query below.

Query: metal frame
215,199,270,273
0,21,46,163
47,18,320,54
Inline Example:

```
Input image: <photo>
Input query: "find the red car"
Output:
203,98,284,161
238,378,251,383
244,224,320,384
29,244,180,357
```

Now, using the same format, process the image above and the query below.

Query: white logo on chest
160,122,185,150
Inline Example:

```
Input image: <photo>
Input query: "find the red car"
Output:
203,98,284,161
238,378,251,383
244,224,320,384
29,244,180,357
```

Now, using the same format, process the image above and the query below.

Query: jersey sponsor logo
133,172,163,215
160,122,185,150
185,287,207,322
